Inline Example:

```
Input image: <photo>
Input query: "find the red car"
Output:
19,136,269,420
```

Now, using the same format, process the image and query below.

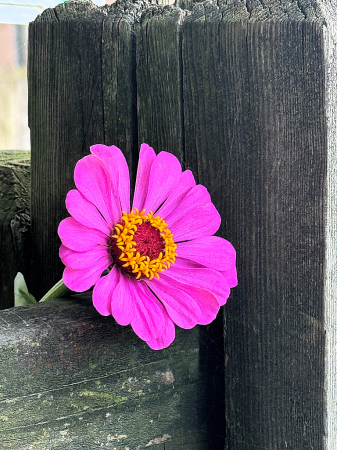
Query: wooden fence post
0,151,30,310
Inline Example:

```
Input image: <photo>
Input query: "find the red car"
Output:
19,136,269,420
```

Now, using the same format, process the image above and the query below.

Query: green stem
39,279,71,302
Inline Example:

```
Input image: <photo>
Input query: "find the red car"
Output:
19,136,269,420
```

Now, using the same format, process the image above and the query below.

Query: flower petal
59,244,111,270
110,275,136,326
143,151,182,213
92,267,119,316
66,189,111,235
156,170,196,219
169,257,203,269
174,284,219,325
74,154,120,225
63,259,109,292
177,236,236,271
90,144,130,213
170,203,221,242
58,218,107,252
164,185,211,227
147,316,175,350
129,280,167,342
132,143,156,211
221,266,238,288
160,272,220,322
148,277,201,329
163,262,230,306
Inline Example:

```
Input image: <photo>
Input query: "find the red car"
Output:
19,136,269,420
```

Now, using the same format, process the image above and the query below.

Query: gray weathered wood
0,151,30,310
0,297,213,449
28,3,107,299
137,4,186,159
181,1,330,449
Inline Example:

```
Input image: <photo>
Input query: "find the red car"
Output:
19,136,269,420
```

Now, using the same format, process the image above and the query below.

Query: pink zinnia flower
58,144,237,350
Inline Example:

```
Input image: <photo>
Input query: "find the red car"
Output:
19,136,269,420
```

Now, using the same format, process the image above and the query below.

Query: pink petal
63,259,109,292
143,152,182,213
147,316,175,350
221,266,238,288
90,144,130,213
110,275,135,326
74,154,120,226
66,190,111,235
156,170,196,219
175,284,219,325
58,218,107,252
177,236,236,271
92,267,119,316
132,143,156,211
164,262,230,306
164,185,211,227
129,280,167,342
170,257,203,269
59,244,111,270
148,277,201,329
170,203,221,242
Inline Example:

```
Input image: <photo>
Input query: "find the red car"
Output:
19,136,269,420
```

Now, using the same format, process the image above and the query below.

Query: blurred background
0,0,110,151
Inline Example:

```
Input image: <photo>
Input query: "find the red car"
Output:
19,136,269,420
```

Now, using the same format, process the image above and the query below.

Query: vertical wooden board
182,11,326,450
222,20,325,450
182,3,223,189
136,6,185,160
28,15,106,299
102,7,140,184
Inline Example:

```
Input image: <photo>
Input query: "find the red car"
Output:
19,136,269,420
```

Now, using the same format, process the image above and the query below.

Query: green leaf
14,273,37,307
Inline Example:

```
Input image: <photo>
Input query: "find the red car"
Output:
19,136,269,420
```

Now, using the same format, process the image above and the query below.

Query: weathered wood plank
182,2,328,449
0,298,213,449
0,152,30,310
136,4,185,160
28,5,107,299
101,1,150,186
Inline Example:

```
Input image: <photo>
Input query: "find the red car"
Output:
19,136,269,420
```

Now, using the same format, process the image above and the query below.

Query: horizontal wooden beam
0,297,222,449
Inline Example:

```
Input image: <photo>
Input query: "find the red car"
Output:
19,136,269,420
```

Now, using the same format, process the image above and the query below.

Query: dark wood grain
0,297,213,449
182,3,327,449
136,4,186,160
28,9,107,298
0,152,30,310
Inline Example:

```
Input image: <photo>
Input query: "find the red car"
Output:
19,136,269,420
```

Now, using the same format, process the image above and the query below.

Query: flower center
109,209,177,280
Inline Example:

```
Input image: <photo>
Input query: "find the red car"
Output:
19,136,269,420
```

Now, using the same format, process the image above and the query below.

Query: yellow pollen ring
112,208,177,280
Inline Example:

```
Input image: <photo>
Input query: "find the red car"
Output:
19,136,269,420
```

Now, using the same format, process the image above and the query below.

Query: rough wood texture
0,297,217,449
137,5,186,159
181,4,328,449
0,151,30,310
27,0,337,448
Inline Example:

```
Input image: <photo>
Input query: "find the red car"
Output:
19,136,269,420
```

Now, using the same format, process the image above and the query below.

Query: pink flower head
58,144,237,350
